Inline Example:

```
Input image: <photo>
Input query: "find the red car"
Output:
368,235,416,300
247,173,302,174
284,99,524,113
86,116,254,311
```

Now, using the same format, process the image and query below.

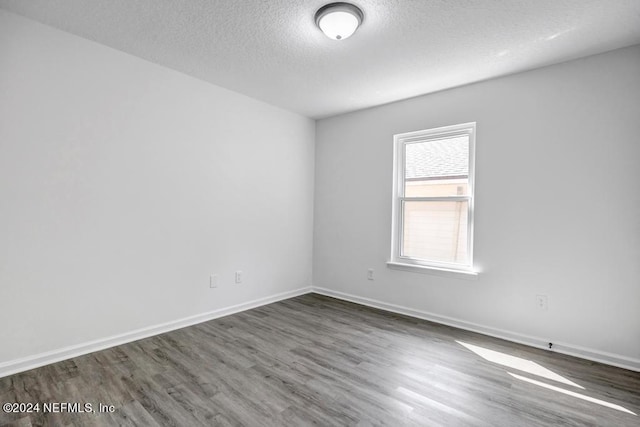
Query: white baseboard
3,285,638,378
312,287,640,372
0,286,312,379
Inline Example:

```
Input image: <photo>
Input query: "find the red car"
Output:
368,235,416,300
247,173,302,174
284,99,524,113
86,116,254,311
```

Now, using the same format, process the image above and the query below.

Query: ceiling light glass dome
315,3,364,40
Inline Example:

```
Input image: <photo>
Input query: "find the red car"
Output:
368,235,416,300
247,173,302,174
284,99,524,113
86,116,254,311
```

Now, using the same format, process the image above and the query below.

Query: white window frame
388,122,477,277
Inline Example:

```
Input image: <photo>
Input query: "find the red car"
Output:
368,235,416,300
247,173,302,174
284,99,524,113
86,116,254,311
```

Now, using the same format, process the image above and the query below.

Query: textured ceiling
1,0,639,118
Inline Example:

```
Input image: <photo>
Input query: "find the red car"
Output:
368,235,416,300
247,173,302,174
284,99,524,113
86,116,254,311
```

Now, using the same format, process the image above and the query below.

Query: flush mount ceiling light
315,2,364,40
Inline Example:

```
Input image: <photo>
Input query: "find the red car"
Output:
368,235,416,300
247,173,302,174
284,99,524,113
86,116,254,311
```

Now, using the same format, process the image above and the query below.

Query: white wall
0,10,314,368
314,45,640,369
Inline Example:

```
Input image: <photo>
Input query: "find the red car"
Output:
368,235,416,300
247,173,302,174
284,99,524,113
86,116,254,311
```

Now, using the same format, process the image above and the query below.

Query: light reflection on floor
457,340,637,416
457,341,583,388
509,372,637,416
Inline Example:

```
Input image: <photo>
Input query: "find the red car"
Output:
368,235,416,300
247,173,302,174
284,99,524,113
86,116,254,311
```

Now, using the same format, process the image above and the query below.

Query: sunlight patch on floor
509,372,636,416
457,341,583,388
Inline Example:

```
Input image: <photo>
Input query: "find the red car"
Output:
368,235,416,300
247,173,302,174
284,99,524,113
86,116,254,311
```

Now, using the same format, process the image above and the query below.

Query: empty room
1,0,639,425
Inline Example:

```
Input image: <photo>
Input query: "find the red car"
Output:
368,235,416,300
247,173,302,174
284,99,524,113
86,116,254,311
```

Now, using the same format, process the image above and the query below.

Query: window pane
404,136,469,197
402,200,469,264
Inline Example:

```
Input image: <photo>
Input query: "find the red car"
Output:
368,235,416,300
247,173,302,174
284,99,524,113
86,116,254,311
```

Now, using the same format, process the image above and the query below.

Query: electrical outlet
536,294,548,311
367,269,374,280
210,274,218,288
235,271,243,284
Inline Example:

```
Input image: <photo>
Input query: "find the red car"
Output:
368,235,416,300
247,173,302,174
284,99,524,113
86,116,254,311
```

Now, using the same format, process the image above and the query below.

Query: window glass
404,136,469,197
402,200,469,264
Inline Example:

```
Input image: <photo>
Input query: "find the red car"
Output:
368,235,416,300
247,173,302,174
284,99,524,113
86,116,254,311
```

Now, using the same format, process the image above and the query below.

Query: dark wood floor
1,293,638,426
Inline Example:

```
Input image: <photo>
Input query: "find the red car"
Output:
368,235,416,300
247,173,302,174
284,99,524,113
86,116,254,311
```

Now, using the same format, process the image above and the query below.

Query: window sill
386,261,479,280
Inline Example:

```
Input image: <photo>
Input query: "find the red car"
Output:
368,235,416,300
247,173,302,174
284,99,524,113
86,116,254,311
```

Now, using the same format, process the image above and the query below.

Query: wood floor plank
1,293,638,426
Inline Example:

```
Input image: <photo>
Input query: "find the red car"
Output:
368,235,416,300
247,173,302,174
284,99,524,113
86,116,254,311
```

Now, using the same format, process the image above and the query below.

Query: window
389,122,476,274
